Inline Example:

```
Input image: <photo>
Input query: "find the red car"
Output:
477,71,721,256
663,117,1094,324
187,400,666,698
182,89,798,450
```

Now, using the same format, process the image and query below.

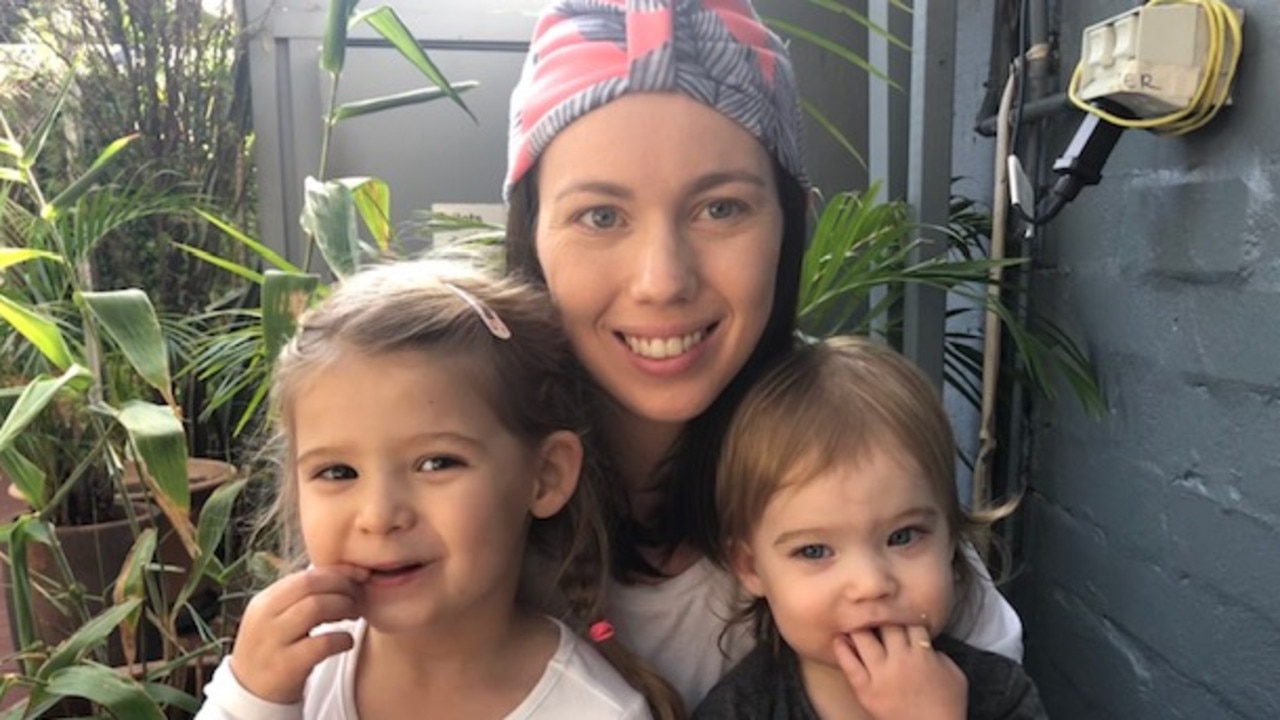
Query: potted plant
0,64,249,716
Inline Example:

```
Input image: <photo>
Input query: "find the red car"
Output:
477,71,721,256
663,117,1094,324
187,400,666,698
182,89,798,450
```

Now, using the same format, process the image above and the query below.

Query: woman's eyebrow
553,180,634,202
686,170,769,195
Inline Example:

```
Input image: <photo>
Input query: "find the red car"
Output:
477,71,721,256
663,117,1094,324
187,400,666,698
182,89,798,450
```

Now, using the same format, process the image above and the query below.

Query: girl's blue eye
315,464,357,481
417,456,464,472
887,528,918,547
794,544,833,561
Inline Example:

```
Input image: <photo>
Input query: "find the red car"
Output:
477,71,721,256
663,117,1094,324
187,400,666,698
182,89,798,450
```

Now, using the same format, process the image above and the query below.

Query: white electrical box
1075,4,1240,118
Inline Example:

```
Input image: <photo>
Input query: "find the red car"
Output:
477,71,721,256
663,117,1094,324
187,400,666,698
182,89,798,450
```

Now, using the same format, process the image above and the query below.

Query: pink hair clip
442,282,511,340
588,620,615,643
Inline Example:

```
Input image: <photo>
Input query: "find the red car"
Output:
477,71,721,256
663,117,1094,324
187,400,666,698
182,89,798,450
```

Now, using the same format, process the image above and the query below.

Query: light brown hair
263,260,685,719
716,335,1014,644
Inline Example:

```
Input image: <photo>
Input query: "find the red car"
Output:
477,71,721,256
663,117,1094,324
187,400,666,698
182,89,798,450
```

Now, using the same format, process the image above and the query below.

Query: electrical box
1075,4,1240,118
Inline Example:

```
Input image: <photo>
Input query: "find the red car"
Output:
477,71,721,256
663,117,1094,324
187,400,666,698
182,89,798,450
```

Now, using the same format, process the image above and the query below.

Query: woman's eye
578,206,621,230
417,456,464,472
793,544,833,561
887,528,919,547
315,464,357,481
701,199,744,220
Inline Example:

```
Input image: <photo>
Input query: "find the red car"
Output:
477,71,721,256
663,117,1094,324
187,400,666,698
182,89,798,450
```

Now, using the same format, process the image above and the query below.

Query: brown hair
263,260,685,719
716,335,1014,644
504,157,807,577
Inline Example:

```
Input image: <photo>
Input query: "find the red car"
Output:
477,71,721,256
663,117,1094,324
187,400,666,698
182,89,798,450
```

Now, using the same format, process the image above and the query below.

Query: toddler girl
198,261,680,719
695,337,1045,719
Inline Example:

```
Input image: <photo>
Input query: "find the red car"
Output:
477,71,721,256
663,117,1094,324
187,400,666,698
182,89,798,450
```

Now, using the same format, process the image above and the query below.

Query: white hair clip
442,282,512,340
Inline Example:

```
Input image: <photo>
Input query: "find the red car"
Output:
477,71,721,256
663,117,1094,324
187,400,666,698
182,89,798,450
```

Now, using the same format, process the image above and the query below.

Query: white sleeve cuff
197,658,304,720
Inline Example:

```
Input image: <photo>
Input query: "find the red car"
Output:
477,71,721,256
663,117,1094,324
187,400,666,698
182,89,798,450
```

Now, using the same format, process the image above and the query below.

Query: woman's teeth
624,330,705,359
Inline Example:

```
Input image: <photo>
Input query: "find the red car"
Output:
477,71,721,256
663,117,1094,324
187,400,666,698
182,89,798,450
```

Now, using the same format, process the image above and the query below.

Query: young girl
694,337,1045,720
197,261,681,719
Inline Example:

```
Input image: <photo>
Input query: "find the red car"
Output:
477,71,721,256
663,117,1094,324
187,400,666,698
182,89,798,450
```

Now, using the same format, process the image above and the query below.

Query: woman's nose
630,223,697,304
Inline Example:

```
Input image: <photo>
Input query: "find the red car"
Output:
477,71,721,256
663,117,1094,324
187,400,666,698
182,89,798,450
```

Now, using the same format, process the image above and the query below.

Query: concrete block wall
947,1,1280,717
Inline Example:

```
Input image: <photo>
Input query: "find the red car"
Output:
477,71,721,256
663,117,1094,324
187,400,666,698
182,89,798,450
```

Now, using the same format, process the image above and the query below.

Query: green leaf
352,6,478,122
0,247,62,272
320,0,359,74
2,516,40,675
0,167,23,183
43,134,139,220
112,528,157,668
766,18,897,89
0,137,22,159
112,401,189,513
337,177,392,250
194,209,301,273
177,478,247,609
262,271,321,363
0,448,46,512
0,366,92,456
80,289,174,405
171,242,264,284
40,664,165,719
39,599,144,679
794,0,913,51
301,176,360,278
330,82,479,124
0,294,74,370
800,97,866,169
22,59,79,170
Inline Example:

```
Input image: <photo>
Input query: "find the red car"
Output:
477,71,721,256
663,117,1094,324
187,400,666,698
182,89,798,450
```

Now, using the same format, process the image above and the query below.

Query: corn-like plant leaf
301,176,360,278
112,528,157,669
800,97,865,169
2,516,40,676
795,0,913,50
21,58,79,170
320,0,360,74
0,366,91,458
0,247,62,271
352,6,477,122
112,401,190,513
262,271,321,363
0,137,22,159
194,209,301,272
80,289,174,406
337,176,392,250
330,82,479,124
176,478,246,611
0,167,23,183
38,664,165,720
0,448,46,511
39,598,143,679
171,242,264,284
766,18,896,88
43,134,140,220
0,294,74,370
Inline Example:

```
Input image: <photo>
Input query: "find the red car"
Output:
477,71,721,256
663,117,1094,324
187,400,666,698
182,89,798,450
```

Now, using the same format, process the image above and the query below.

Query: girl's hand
229,565,369,703
833,624,967,720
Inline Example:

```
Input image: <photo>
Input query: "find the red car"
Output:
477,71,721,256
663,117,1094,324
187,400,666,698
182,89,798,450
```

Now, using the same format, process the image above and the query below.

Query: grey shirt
692,635,1046,720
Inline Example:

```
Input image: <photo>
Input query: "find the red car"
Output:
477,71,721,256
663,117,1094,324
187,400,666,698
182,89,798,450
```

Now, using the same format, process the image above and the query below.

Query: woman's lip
361,562,428,587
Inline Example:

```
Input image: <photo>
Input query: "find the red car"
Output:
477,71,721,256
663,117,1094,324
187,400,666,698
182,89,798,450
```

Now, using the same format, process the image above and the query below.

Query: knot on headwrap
505,0,808,200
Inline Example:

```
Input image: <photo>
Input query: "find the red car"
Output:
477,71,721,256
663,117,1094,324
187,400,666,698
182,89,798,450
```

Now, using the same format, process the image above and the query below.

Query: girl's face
534,93,783,431
731,447,956,670
289,349,578,633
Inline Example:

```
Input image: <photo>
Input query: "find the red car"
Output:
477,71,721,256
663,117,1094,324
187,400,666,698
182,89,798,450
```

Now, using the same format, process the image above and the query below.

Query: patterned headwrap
505,0,808,200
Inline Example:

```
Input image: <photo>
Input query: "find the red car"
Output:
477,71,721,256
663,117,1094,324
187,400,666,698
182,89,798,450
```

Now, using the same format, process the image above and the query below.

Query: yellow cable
1067,0,1242,136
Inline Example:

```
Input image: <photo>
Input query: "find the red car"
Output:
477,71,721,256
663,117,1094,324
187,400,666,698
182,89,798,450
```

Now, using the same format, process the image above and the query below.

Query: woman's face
534,93,783,429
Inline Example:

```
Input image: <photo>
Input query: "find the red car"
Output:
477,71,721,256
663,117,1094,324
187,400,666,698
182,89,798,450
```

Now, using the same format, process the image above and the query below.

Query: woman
502,0,1023,708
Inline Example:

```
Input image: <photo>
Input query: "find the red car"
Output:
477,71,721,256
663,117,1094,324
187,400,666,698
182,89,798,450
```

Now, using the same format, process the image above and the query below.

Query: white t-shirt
196,617,651,720
607,549,1023,710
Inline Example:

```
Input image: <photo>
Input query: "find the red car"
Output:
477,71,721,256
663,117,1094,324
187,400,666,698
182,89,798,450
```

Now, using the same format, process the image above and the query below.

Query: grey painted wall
950,1,1280,717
